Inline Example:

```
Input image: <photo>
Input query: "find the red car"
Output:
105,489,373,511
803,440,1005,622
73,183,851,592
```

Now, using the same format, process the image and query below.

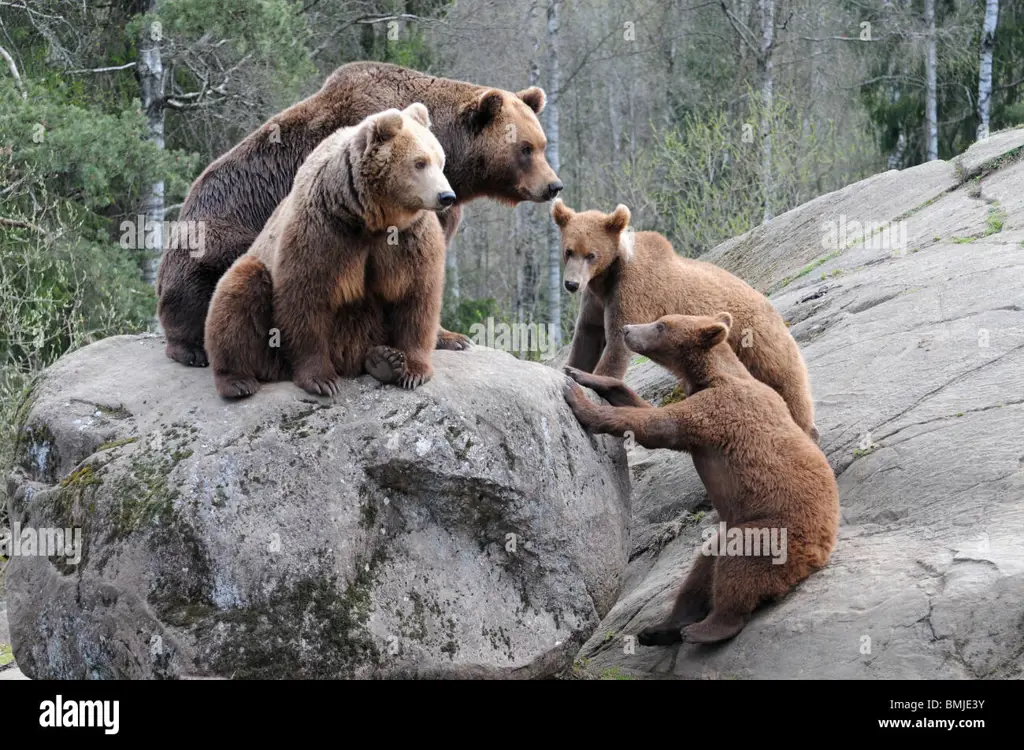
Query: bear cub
563,313,840,645
205,103,452,398
552,199,818,441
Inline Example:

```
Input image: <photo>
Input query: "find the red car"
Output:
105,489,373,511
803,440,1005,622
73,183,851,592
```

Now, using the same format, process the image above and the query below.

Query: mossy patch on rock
208,550,386,679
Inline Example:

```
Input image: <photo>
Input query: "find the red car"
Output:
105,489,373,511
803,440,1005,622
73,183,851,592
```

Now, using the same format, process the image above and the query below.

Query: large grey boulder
578,129,1024,679
6,337,630,679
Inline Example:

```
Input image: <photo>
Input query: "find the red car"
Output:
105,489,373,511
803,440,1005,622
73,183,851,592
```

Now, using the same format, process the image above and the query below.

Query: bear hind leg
683,526,798,644
206,256,280,399
365,345,432,390
637,542,714,647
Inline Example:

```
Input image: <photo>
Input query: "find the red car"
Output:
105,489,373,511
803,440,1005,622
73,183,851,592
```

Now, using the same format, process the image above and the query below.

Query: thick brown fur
553,199,819,441
159,61,562,367
205,105,448,398
563,313,839,645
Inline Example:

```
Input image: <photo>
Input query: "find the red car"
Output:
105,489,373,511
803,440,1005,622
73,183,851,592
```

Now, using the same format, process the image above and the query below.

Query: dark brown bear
205,104,451,398
158,61,563,367
563,313,839,645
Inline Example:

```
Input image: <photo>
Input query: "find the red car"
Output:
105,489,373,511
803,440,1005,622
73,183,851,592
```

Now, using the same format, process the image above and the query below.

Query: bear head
551,199,633,293
623,312,734,394
349,102,455,232
459,87,562,205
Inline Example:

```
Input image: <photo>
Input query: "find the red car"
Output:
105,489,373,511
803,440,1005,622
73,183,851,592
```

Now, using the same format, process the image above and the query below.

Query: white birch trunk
758,0,774,223
925,0,939,161
139,1,165,294
545,0,562,348
977,0,999,141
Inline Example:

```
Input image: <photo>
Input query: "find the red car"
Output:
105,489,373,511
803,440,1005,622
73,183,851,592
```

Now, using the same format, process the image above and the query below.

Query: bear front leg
563,382,686,449
565,290,605,372
563,366,651,408
205,256,283,399
592,302,631,378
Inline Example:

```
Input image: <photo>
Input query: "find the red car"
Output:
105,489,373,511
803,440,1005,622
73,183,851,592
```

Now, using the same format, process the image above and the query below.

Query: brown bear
204,103,451,398
552,198,819,441
562,312,840,645
158,61,562,368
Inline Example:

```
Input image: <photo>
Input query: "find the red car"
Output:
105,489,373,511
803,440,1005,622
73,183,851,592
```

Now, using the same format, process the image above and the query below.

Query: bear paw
636,624,684,647
436,329,471,351
293,367,343,397
681,616,747,644
365,346,433,390
215,375,260,399
166,341,209,368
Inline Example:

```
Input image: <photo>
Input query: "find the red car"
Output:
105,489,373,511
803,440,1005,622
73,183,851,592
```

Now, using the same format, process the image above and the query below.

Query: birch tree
924,0,938,161
977,0,999,141
137,1,165,290
545,0,563,347
758,0,775,222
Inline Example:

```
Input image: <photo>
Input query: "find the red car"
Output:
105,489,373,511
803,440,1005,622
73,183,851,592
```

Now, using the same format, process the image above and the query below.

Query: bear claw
217,377,260,399
436,330,471,351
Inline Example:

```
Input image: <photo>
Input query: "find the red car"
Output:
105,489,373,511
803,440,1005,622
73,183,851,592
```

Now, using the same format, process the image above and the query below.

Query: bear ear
699,320,730,349
403,102,431,129
517,86,546,114
551,197,574,228
714,311,734,331
370,109,405,144
465,89,505,131
605,204,631,234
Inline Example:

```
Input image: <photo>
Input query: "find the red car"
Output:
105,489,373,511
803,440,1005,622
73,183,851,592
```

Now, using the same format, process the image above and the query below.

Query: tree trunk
924,0,939,161
977,0,999,141
138,1,165,297
545,0,562,348
758,0,774,223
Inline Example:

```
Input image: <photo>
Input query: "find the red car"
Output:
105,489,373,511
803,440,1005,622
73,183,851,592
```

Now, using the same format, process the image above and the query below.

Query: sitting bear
552,199,818,441
204,103,451,398
158,61,563,368
563,313,840,645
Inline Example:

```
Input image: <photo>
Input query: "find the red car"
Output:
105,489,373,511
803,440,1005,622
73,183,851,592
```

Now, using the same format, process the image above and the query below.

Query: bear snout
545,181,564,200
438,191,456,208
564,279,579,293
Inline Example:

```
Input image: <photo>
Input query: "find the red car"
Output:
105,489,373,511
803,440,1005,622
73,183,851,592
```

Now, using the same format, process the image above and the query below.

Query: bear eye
415,158,428,170
586,252,596,261
520,143,533,157
656,322,665,333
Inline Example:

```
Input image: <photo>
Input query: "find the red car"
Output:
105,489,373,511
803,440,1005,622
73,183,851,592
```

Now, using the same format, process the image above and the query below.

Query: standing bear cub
552,199,818,441
159,61,562,368
563,313,840,645
205,103,451,398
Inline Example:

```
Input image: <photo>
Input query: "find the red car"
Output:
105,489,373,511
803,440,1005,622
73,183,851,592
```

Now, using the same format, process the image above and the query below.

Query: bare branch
66,62,137,75
719,1,761,58
0,43,26,98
